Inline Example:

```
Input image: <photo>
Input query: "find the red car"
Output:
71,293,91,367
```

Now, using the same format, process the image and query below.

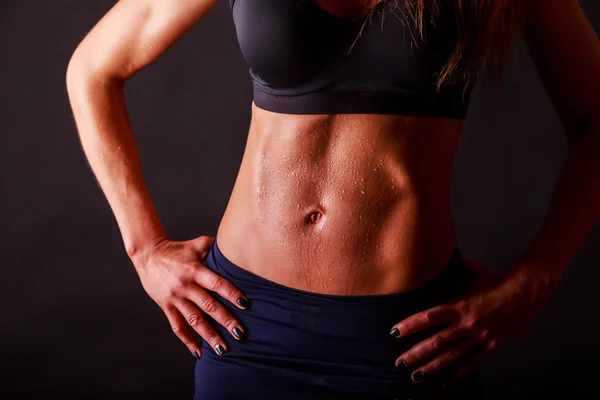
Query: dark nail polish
232,327,244,339
395,359,408,368
389,327,400,337
215,343,225,356
237,298,249,308
413,370,425,382
193,350,201,359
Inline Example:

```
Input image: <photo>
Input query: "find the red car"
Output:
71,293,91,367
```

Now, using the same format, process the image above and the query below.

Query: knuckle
447,348,461,360
221,316,237,329
227,288,240,301
183,341,195,349
200,297,218,314
207,274,223,291
166,287,177,299
168,279,187,297
203,333,220,346
479,327,491,339
179,262,197,276
423,311,435,324
456,300,470,316
186,313,203,328
173,279,187,292
463,316,479,331
171,263,191,280
431,335,444,350
171,323,184,336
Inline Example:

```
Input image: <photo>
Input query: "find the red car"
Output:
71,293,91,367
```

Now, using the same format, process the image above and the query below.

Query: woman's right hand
130,235,248,359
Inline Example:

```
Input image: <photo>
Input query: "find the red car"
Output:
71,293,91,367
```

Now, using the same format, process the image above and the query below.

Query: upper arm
523,0,600,136
67,0,219,81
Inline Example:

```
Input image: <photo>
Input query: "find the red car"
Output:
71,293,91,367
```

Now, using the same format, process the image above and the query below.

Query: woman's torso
215,0,468,295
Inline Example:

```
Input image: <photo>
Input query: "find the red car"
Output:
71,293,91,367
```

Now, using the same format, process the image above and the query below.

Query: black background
1,0,599,398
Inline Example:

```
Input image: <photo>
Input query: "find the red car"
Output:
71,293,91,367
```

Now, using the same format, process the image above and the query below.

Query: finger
164,305,202,359
175,298,229,356
408,335,480,383
442,343,490,389
391,303,459,338
395,326,466,369
195,266,250,310
187,285,246,340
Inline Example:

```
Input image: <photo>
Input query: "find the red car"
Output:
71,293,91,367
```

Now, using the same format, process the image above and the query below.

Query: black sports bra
228,0,474,118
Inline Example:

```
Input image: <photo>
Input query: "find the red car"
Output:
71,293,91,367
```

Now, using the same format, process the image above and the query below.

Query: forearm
66,63,169,261
505,129,600,295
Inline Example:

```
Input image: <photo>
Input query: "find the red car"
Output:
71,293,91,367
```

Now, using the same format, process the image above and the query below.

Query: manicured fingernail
412,370,425,382
193,350,201,359
395,359,408,368
232,327,244,339
215,343,225,356
389,327,400,337
237,298,249,309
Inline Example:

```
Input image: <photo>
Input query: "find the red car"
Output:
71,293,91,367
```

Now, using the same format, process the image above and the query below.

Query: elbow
66,52,97,95
65,54,84,92
65,49,124,93
65,53,91,115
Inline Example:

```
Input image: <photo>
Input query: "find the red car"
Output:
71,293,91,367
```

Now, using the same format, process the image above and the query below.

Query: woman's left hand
390,255,557,389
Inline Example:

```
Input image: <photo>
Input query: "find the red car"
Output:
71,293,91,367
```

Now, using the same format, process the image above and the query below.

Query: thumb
187,235,215,261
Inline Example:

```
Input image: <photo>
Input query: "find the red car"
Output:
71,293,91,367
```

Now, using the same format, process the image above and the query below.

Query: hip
193,238,483,400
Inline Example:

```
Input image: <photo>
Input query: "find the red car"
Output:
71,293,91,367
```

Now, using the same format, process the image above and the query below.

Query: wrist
126,234,170,270
502,263,561,303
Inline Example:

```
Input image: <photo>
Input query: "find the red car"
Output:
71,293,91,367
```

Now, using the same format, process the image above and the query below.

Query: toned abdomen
216,102,464,295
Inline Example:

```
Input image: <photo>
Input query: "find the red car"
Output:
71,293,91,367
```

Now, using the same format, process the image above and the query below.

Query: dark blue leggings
193,239,484,400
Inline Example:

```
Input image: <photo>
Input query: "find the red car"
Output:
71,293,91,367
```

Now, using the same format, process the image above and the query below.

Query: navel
308,210,323,224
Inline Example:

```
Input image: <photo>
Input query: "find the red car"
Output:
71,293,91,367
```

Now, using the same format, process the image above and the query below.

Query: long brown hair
364,0,525,94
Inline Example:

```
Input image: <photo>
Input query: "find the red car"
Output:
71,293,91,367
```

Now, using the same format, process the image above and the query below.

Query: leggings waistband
209,237,469,310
